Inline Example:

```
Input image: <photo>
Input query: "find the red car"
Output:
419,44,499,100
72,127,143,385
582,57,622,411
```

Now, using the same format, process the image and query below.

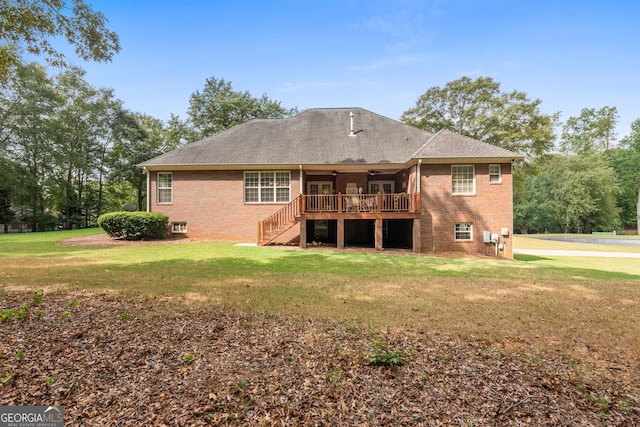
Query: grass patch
515,234,640,253
1,230,640,369
514,234,640,276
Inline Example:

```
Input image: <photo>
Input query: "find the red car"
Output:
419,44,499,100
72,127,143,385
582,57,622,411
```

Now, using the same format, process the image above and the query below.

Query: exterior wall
148,163,516,258
334,173,368,194
419,163,515,258
149,169,301,242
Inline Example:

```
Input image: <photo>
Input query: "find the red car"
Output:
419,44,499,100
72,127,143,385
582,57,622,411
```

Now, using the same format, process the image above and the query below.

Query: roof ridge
410,127,443,158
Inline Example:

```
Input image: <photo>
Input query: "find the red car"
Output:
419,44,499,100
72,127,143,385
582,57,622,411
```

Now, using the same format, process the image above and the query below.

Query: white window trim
157,172,173,204
171,222,187,233
489,164,502,184
452,165,475,195
454,222,473,241
244,171,291,204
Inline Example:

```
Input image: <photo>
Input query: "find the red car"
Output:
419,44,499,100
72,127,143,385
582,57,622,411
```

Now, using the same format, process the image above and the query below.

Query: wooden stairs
257,195,302,246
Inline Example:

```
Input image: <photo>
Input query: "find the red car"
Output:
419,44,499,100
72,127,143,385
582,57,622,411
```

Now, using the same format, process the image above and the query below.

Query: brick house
139,108,523,258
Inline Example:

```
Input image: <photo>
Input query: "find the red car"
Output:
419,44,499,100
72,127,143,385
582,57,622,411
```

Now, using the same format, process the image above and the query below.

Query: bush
97,212,169,241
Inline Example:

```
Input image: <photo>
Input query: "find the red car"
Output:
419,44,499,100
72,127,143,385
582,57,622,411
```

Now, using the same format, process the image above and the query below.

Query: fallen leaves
0,292,638,426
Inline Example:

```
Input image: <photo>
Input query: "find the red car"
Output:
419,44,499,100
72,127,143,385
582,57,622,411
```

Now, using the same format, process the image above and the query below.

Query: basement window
454,222,473,241
172,222,187,233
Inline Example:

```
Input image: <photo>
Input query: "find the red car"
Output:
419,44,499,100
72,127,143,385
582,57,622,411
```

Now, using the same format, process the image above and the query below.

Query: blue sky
61,0,639,140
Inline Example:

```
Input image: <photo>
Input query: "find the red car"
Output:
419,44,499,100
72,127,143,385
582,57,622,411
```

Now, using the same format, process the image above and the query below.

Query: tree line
0,64,293,231
1,1,638,234
402,76,640,234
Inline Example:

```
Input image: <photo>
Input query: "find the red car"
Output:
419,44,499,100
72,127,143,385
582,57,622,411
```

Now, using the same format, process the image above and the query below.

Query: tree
609,119,640,230
0,0,120,81
515,155,619,233
0,62,60,230
401,76,558,158
0,157,18,232
50,66,107,228
559,106,618,155
621,118,640,152
187,76,297,141
107,112,175,210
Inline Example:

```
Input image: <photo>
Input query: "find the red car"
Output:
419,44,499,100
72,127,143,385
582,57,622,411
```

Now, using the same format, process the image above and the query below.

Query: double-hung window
489,164,502,183
452,165,475,195
244,171,290,203
455,222,473,241
157,172,173,204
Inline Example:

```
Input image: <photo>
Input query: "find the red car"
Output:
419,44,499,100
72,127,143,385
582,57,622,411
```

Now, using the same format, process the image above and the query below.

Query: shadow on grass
514,254,551,262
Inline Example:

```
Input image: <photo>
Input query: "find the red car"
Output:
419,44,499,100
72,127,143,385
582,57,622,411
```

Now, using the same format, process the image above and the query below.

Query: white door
369,181,394,194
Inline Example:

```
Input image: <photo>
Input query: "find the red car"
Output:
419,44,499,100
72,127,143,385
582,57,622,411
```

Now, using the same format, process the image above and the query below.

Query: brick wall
148,164,515,257
150,169,301,242
419,163,515,258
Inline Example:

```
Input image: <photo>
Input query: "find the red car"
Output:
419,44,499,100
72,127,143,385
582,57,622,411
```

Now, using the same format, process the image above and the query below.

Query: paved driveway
541,237,640,246
514,249,640,258
515,236,640,258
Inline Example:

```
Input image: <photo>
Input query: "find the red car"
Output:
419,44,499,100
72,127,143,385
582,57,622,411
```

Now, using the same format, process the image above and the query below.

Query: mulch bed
1,293,638,426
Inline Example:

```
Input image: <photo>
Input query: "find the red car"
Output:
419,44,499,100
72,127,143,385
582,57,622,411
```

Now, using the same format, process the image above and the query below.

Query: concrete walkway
514,249,640,258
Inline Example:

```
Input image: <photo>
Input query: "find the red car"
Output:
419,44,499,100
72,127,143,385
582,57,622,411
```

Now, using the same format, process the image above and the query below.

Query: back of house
139,108,522,258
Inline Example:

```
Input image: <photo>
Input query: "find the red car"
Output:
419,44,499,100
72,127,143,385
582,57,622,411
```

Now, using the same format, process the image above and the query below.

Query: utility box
491,233,499,243
483,231,491,243
501,228,510,237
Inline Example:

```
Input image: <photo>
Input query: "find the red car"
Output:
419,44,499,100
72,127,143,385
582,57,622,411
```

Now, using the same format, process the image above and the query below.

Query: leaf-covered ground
1,293,639,426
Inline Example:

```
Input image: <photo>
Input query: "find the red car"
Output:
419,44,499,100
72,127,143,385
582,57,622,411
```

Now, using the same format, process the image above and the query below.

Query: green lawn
1,229,640,370
514,234,640,276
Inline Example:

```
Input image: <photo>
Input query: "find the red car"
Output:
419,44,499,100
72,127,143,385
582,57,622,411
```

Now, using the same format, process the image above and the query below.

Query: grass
1,229,640,369
514,234,640,276
515,233,640,253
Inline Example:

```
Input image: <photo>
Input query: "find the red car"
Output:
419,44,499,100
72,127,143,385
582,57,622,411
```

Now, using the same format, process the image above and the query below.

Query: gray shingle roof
412,129,523,160
139,108,522,168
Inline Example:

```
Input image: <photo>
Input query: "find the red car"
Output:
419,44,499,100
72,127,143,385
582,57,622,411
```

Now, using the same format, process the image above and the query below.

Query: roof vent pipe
349,111,355,136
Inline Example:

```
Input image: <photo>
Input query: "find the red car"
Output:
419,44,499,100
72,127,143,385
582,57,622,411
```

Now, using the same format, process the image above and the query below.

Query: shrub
97,212,169,241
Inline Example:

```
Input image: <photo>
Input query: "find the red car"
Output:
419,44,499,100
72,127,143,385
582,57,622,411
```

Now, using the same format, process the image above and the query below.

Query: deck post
413,218,421,253
337,218,344,249
375,219,383,250
299,219,307,248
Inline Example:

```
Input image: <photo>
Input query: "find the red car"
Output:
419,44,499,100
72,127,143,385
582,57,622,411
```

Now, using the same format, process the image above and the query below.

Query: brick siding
149,163,515,258
419,163,514,258
150,169,301,242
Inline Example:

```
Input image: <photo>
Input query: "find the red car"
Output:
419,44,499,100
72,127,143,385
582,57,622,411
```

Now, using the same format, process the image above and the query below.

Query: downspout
509,161,515,258
416,159,422,193
299,165,303,195
144,167,150,212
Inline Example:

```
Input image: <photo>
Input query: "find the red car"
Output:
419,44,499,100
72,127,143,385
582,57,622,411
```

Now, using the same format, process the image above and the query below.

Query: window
244,171,290,203
452,165,475,195
489,164,502,183
158,172,172,204
172,222,187,233
455,223,473,241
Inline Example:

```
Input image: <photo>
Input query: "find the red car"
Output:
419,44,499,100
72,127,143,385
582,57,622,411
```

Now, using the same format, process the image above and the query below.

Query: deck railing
258,193,420,245
303,193,419,214
258,194,302,244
